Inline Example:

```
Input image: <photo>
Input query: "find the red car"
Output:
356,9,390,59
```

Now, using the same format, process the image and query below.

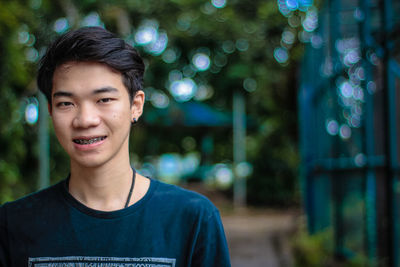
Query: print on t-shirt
28,256,176,267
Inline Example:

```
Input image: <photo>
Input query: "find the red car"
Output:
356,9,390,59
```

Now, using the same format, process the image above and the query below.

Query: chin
70,155,110,169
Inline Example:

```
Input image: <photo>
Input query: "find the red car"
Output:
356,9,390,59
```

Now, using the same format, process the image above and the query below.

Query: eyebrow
52,87,119,98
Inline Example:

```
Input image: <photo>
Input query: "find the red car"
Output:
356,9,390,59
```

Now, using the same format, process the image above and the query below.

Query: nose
72,104,100,128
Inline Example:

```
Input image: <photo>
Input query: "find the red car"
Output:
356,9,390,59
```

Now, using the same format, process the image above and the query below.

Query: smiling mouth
73,136,107,145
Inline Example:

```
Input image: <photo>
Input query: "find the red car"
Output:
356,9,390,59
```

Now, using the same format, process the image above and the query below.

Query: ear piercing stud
132,118,137,124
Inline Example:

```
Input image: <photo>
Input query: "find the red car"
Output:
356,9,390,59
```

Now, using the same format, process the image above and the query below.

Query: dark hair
37,26,145,104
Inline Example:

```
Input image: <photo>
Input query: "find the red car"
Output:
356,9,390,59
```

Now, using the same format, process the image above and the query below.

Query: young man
0,27,230,266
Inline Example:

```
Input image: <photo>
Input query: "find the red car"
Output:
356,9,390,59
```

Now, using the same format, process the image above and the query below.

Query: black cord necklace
124,169,136,208
66,168,136,209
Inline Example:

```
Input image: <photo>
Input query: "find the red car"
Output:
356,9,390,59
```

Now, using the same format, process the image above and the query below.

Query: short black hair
37,26,145,104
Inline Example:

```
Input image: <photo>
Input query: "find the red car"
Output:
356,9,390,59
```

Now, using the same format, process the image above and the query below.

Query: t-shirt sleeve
0,205,10,267
191,209,231,267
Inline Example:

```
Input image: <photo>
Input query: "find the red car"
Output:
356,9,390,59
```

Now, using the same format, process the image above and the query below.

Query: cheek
51,115,69,140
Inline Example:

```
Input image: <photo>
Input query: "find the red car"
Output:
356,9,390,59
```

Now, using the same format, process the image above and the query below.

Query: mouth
73,136,107,145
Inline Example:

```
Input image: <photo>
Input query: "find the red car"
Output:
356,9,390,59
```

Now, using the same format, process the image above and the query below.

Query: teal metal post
360,0,377,262
233,90,246,208
38,92,50,189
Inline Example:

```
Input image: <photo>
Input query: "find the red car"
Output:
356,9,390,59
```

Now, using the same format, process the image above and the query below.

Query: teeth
74,136,105,145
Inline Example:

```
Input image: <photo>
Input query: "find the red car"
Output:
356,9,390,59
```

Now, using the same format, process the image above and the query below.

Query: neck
68,158,134,211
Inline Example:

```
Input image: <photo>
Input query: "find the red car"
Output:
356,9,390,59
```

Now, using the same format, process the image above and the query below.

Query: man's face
50,61,144,169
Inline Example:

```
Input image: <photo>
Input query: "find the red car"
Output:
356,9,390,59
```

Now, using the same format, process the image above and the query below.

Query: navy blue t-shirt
0,178,231,266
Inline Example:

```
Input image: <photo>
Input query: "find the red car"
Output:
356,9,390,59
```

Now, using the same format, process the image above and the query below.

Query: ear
47,103,52,116
131,90,145,122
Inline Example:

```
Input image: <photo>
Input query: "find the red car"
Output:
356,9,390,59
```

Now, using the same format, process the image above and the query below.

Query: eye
56,102,73,107
98,98,113,103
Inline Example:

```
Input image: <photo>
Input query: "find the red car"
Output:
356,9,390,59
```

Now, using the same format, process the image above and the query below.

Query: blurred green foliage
292,222,373,267
0,0,302,205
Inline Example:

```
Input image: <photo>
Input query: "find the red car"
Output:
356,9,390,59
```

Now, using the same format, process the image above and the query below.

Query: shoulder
150,179,219,216
0,181,64,217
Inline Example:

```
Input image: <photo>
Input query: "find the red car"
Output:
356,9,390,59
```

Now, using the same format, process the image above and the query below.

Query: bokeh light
25,103,38,125
302,7,318,32
145,30,168,55
135,20,158,45
25,48,39,62
236,39,249,52
243,78,257,92
274,47,289,64
339,124,351,139
53,18,69,33
222,40,235,53
211,0,227,9
81,12,103,27
150,89,170,109
213,164,233,189
192,53,211,71
169,78,198,102
326,119,339,136
194,84,214,101
162,48,178,63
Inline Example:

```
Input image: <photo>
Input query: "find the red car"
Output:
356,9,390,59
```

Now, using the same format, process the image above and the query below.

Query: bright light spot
302,8,318,32
278,0,291,17
243,78,257,92
211,0,227,8
343,49,361,66
81,12,103,27
169,78,198,102
192,53,211,71
274,47,289,64
339,124,351,139
150,90,170,109
354,153,366,167
236,39,249,51
53,18,69,33
286,0,298,10
326,120,339,135
162,48,178,63
135,25,158,45
25,48,39,62
235,162,253,178
145,30,168,55
25,103,38,125
214,164,233,189
194,85,214,101
339,81,353,98
222,40,235,53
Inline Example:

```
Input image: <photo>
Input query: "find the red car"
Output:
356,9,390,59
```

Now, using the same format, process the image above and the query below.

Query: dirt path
221,210,297,267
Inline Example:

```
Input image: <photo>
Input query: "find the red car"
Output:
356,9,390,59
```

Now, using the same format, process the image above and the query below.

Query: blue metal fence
299,0,400,265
